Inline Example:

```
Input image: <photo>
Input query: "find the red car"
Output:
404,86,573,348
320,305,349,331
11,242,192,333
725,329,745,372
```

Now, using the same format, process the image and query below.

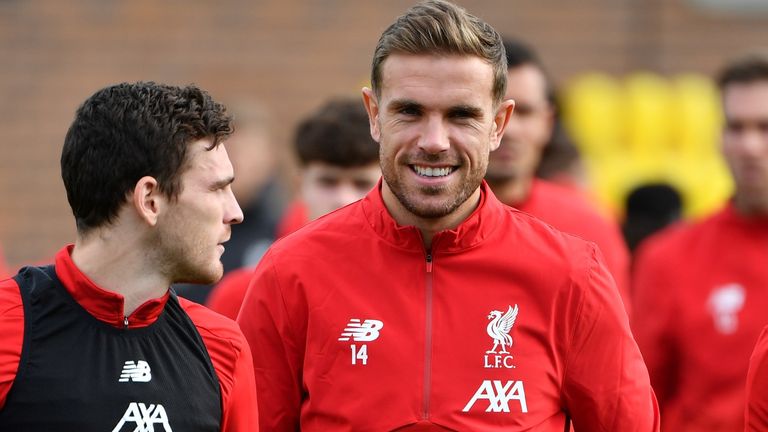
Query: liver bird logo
486,305,519,354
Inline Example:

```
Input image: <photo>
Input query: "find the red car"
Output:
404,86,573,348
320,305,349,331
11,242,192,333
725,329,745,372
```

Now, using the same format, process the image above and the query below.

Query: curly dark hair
61,81,233,234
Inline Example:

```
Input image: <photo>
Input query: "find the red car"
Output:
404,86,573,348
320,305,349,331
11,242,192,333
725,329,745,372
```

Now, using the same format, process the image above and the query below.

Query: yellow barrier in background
561,72,733,219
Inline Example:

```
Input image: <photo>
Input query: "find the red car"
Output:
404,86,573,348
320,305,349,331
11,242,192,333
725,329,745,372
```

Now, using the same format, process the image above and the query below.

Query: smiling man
237,1,659,431
0,82,258,431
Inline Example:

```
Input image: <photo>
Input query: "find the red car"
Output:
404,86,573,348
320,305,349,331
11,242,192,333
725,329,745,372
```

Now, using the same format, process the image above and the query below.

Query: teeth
414,165,454,177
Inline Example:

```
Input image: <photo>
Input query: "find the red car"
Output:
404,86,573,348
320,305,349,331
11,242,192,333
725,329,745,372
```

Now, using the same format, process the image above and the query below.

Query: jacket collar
360,179,504,253
54,245,170,328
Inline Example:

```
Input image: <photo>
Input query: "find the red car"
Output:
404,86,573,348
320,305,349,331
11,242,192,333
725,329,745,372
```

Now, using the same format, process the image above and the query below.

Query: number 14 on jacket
338,318,385,365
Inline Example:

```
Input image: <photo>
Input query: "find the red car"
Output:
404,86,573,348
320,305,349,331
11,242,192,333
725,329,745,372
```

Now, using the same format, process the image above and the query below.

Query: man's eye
318,177,339,187
726,122,744,134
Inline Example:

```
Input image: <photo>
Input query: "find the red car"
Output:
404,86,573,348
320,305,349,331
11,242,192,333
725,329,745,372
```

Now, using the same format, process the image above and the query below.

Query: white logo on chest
462,380,528,413
112,402,172,432
119,360,152,383
484,305,518,369
708,283,745,334
339,318,384,366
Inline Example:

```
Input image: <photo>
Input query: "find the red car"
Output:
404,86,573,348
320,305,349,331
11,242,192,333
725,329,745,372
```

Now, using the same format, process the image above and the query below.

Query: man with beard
207,98,380,320
634,53,768,432
237,1,659,431
0,82,258,431
485,38,631,311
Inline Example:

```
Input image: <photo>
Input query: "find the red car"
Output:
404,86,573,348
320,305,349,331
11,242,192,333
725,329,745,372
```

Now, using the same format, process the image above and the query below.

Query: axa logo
119,360,152,383
708,283,745,334
338,319,384,342
112,402,172,432
462,380,528,413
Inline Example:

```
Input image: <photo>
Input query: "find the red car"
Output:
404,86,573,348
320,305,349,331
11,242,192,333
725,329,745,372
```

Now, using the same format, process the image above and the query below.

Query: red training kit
238,181,659,431
633,204,768,431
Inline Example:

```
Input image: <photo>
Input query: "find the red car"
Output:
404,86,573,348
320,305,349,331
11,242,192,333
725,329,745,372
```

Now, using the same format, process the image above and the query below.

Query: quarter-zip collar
360,179,503,253
53,245,170,329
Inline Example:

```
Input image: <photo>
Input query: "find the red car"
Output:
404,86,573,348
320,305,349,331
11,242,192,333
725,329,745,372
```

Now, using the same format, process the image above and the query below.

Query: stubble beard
154,218,222,286
381,148,486,219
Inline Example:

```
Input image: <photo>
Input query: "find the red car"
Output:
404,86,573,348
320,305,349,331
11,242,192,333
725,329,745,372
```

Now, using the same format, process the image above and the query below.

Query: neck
485,176,532,206
71,227,171,317
381,181,481,249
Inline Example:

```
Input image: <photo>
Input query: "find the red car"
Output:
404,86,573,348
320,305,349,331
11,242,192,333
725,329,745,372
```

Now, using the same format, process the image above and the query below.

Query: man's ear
132,176,164,227
362,87,381,142
490,99,515,151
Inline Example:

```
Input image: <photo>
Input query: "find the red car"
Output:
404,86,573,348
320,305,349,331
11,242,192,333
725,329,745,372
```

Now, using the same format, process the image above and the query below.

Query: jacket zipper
423,252,434,420
124,316,129,330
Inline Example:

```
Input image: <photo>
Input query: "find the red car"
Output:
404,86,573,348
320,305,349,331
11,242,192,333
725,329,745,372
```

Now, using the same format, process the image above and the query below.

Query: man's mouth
412,165,456,178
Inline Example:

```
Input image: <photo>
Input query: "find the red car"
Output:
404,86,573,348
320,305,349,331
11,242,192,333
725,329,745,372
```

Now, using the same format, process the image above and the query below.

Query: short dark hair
294,98,379,168
371,0,507,105
61,81,233,234
503,36,555,105
717,52,768,89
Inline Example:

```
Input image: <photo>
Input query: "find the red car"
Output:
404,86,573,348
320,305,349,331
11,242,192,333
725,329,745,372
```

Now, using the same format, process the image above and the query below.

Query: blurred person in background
633,53,768,432
0,82,258,431
237,1,659,430
175,100,286,304
485,37,632,310
621,182,683,254
207,98,380,319
536,108,588,190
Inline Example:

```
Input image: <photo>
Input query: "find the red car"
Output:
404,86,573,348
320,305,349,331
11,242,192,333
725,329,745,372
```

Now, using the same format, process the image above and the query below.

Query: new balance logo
462,380,528,413
338,319,384,341
119,360,152,382
112,402,172,432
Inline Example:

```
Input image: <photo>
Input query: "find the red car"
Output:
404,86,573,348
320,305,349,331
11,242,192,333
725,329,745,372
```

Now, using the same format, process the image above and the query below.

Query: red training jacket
238,181,659,431
515,179,631,313
0,245,259,431
632,204,768,431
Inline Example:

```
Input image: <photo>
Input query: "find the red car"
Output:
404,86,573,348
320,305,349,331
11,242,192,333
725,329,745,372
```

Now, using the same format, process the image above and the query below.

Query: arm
220,334,259,432
237,250,304,432
562,245,660,431
0,278,23,410
746,327,768,431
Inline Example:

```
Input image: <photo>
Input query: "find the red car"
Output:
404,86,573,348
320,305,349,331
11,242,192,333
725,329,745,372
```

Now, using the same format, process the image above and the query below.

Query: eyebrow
447,104,483,119
388,98,422,113
388,98,483,119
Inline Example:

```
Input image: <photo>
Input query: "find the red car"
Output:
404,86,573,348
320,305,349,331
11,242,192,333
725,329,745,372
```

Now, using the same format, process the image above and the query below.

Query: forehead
723,80,768,119
505,64,547,103
183,139,233,180
379,53,495,107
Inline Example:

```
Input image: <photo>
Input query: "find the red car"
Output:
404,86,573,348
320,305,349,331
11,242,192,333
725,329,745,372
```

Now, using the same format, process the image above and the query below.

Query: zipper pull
426,253,433,273
124,316,129,330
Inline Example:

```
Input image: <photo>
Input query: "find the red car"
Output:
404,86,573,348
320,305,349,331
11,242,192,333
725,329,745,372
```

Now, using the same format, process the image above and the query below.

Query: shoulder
529,181,618,229
178,297,251,389
269,200,367,255
634,212,714,267
0,276,23,332
495,204,601,286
